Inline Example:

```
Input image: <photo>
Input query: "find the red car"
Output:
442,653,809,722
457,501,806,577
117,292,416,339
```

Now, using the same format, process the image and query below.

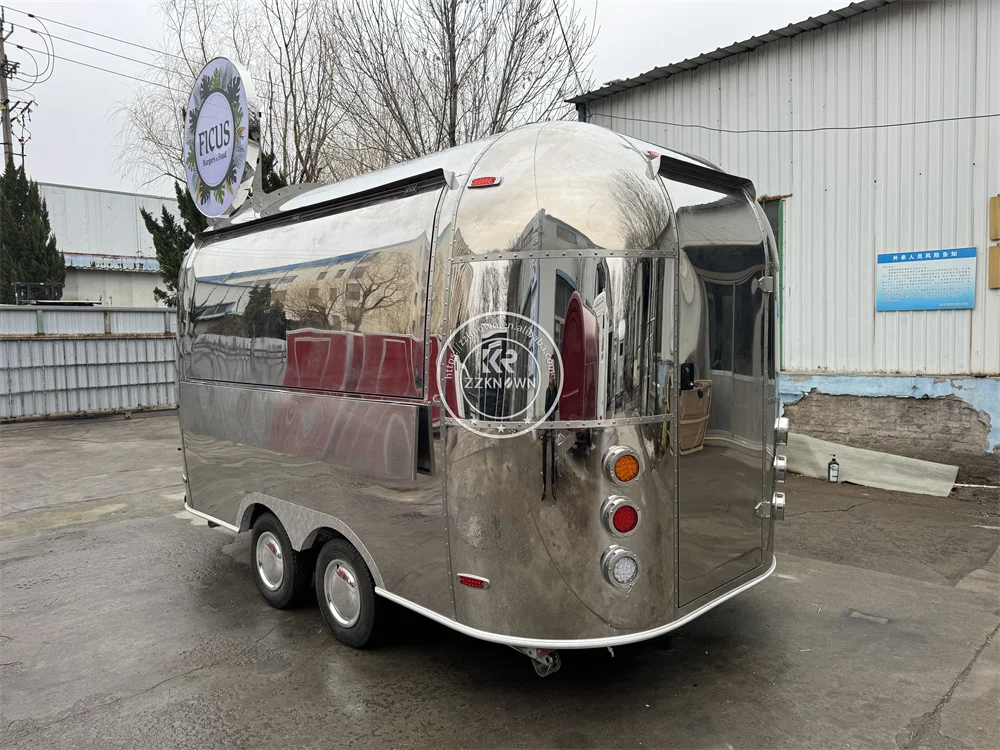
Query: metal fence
0,306,178,421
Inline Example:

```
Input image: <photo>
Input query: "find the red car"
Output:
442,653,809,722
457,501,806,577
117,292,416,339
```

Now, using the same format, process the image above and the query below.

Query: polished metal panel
437,124,678,639
452,122,675,255
446,423,674,638
184,186,443,398
667,169,768,606
180,380,449,615
442,255,675,427
754,196,781,561
377,554,775,650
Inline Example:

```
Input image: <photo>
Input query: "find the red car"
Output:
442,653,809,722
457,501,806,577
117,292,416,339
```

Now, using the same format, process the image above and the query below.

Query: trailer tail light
603,446,640,485
613,505,638,534
458,574,490,589
469,176,501,188
614,455,639,482
601,546,640,589
602,496,640,537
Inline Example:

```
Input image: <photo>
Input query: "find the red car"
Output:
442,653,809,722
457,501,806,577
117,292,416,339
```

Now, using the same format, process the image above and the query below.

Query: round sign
437,312,564,439
183,57,251,217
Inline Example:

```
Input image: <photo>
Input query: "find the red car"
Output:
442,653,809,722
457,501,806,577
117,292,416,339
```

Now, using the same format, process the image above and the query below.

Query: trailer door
666,174,768,607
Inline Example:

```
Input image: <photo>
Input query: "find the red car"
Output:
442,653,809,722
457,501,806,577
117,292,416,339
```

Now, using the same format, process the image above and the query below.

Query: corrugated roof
568,0,899,104
63,252,161,273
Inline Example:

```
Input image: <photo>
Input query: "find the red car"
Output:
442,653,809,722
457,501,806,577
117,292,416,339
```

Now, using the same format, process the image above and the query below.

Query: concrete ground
1,413,997,749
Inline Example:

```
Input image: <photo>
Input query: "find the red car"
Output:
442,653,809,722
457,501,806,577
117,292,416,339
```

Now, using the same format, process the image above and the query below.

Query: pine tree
0,158,66,304
141,152,289,307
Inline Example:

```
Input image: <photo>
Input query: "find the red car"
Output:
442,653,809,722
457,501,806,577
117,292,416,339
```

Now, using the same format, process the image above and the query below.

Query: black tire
315,537,379,648
250,512,311,609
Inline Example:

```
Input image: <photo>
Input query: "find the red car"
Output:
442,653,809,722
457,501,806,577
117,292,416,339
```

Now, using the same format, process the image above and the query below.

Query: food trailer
178,116,788,676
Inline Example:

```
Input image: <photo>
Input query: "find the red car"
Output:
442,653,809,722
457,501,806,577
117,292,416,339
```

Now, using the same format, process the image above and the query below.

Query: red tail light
612,505,639,534
469,176,501,188
602,496,641,537
458,574,490,589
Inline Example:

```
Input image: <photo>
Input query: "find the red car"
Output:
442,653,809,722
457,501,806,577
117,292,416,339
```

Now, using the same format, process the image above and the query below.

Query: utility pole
0,7,12,165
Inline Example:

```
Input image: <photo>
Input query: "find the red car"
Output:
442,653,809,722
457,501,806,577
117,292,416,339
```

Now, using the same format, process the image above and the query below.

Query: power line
587,110,1000,134
9,20,167,75
14,43,186,94
553,0,583,96
2,4,183,62
3,6,270,89
14,42,289,110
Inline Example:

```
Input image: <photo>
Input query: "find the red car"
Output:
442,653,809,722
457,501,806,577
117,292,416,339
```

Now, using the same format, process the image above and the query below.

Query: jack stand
511,646,562,677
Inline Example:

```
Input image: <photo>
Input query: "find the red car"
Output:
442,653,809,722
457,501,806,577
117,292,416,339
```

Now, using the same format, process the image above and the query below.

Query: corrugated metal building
40,183,178,307
571,0,999,482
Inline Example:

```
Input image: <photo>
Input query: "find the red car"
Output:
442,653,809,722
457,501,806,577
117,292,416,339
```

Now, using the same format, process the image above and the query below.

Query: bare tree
115,0,341,186
332,0,595,171
343,253,414,332
610,169,672,250
258,0,342,183
282,278,343,329
117,0,595,186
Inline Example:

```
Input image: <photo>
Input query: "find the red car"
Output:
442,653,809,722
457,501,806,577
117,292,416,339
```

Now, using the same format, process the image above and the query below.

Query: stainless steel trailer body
178,121,787,672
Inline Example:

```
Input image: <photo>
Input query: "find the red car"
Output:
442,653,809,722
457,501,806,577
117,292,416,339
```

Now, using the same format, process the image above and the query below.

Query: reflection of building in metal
195,234,425,337
480,209,606,420
508,209,601,345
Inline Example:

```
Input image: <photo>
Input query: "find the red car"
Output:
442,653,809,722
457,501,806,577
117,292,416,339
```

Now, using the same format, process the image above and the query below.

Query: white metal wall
63,268,164,308
0,306,178,420
585,0,1000,375
39,184,178,260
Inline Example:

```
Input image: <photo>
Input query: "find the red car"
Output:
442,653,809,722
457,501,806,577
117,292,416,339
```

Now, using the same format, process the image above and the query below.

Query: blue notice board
876,247,976,311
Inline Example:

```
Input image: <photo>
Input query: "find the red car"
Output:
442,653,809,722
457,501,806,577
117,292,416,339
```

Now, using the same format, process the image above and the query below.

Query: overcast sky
4,0,836,196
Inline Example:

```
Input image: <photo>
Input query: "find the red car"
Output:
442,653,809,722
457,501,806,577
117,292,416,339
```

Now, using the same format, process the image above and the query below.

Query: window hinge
757,276,775,294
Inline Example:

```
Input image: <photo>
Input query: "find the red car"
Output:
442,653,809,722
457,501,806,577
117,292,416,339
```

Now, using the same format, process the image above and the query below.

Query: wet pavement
1,413,998,749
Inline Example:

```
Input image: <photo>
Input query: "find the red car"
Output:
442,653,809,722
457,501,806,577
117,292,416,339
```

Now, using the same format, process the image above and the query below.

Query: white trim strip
376,554,777,650
183,502,239,532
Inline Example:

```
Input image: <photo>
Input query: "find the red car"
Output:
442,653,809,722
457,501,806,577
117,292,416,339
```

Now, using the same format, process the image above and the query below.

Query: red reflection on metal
558,291,599,420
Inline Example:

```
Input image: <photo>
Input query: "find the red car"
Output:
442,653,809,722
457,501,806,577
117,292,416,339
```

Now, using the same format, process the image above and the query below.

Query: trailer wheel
315,538,378,648
250,512,310,609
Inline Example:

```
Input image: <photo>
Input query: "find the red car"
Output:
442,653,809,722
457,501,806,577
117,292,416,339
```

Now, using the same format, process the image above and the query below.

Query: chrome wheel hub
255,531,284,591
324,558,361,628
